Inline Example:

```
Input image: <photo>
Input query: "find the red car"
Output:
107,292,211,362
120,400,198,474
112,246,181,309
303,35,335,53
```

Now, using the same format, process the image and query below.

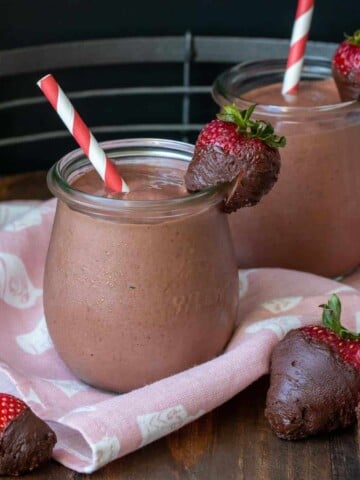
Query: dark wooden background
1,376,359,480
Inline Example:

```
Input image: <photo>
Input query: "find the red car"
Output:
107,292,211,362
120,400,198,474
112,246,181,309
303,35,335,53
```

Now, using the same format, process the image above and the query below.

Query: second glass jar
213,57,360,278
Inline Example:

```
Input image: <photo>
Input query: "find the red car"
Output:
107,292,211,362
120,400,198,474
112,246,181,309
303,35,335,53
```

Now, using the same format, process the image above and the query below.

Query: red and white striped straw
37,74,129,193
282,0,315,96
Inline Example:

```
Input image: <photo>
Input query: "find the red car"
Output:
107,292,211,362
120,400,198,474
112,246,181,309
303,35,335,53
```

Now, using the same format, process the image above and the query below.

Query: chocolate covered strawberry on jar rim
212,55,360,277
185,104,285,213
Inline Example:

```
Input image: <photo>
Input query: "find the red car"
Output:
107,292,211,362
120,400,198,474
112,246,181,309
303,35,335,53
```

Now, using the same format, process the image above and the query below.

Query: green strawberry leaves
217,104,286,149
319,294,360,340
345,29,360,46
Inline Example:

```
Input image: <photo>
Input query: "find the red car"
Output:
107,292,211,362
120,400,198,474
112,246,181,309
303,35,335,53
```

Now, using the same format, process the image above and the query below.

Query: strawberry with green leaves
265,294,360,440
0,393,56,475
185,104,286,213
332,29,360,101
302,295,360,369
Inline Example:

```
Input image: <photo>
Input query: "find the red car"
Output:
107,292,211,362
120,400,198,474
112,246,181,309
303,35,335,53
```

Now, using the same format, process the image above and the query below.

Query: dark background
0,0,358,175
0,0,357,47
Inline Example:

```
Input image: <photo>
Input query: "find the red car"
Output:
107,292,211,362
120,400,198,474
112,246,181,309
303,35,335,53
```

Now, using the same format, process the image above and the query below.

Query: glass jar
213,57,360,277
44,139,239,392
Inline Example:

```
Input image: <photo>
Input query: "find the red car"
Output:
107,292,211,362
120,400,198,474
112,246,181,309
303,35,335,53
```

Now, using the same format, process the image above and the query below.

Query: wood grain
0,171,50,200
3,377,357,480
0,172,359,480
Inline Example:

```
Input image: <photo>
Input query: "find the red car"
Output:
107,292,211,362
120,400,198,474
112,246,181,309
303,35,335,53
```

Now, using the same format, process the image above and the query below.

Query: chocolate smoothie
246,78,340,106
44,140,239,392
213,59,360,277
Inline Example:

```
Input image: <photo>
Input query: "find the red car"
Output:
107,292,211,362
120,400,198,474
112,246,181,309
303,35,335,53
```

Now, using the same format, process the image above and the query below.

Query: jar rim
212,56,358,116
47,138,223,219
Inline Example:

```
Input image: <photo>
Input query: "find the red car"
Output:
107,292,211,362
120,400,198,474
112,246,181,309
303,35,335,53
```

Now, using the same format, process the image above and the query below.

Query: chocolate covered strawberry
185,104,286,213
0,393,56,475
332,29,360,101
265,294,360,440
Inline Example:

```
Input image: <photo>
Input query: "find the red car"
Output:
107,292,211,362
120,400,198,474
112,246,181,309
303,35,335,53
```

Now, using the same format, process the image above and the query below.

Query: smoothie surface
244,78,341,107
72,164,189,200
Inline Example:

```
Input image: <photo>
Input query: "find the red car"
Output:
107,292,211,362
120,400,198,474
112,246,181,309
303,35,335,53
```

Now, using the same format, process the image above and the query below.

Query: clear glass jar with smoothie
212,57,360,278
43,139,239,392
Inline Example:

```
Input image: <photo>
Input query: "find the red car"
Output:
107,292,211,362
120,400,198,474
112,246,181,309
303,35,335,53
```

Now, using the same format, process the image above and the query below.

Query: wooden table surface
1,172,359,480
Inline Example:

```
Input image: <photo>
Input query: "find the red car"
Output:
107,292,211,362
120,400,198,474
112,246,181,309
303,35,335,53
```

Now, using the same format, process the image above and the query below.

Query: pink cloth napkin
1,199,360,473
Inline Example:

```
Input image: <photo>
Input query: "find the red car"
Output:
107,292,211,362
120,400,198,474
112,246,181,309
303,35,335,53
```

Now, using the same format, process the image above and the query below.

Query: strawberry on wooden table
0,393,56,476
332,29,360,101
265,294,360,440
184,104,286,213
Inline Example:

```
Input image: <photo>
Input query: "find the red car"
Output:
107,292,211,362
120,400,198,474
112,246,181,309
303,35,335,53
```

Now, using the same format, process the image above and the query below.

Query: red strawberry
184,104,286,213
332,29,360,101
265,294,360,440
0,394,27,432
0,393,56,475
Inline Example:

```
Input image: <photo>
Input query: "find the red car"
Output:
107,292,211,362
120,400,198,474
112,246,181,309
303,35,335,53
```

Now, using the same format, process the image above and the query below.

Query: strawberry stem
319,294,360,340
217,104,286,149
345,29,360,45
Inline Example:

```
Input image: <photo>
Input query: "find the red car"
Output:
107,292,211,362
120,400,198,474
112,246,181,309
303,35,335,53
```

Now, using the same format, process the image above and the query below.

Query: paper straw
282,0,315,96
37,74,129,193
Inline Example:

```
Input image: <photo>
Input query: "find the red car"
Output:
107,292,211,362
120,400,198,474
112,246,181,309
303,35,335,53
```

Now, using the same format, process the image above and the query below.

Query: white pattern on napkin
88,436,121,471
238,269,256,298
58,405,98,422
245,315,302,339
261,296,303,313
0,202,41,228
0,252,42,308
42,379,90,397
26,388,45,408
16,315,53,354
138,405,204,447
2,204,53,232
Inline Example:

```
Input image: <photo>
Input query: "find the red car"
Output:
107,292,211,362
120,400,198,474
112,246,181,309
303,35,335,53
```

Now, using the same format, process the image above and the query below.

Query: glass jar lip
48,138,222,218
212,56,358,116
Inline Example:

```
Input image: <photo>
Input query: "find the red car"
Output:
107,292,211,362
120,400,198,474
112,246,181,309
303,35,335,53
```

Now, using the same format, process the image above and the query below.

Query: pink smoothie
44,158,239,392
227,78,360,277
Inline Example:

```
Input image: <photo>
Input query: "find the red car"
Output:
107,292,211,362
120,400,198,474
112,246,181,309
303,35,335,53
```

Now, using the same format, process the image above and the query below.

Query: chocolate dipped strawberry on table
0,393,56,476
185,104,286,212
332,29,360,101
265,294,360,441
